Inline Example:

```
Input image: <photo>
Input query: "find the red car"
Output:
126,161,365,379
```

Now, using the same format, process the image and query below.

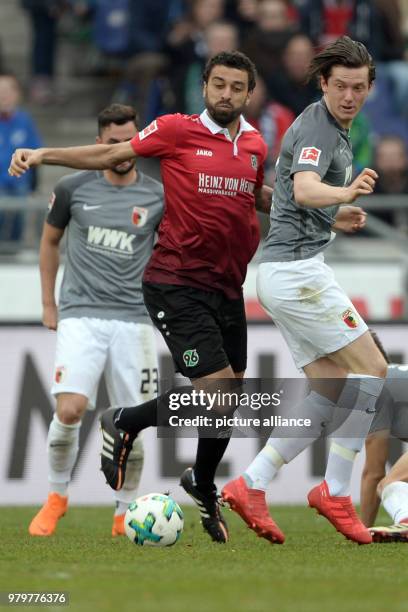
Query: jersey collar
200,109,255,137
199,109,255,154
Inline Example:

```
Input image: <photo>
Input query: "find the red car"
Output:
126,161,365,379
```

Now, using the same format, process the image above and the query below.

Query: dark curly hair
203,51,257,92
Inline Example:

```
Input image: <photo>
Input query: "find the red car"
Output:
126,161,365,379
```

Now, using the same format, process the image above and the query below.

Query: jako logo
87,226,135,253
196,149,213,157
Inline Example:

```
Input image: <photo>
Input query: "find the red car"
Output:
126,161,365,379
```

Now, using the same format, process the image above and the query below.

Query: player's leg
360,432,389,527
222,356,341,543
312,330,387,526
104,321,158,536
29,318,107,536
378,451,408,523
369,451,408,541
223,258,386,543
189,294,247,498
100,283,235,542
29,392,87,537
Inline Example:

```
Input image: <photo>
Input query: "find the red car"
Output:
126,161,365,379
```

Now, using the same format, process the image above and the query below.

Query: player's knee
370,360,388,379
56,397,87,424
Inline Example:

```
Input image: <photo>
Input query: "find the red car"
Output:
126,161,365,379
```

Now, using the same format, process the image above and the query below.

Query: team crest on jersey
132,206,148,227
298,147,321,166
55,366,66,384
48,192,56,211
342,308,359,328
183,349,199,367
251,154,258,170
139,120,158,141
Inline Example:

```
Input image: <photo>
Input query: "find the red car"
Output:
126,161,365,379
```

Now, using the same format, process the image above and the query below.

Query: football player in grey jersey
28,104,163,538
359,331,408,541
222,37,388,545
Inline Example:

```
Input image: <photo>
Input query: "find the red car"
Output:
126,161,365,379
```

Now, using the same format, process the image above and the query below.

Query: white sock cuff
381,481,408,503
329,441,357,462
263,443,285,467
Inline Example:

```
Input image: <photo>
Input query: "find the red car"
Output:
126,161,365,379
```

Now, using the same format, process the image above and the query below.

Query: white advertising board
1,324,407,505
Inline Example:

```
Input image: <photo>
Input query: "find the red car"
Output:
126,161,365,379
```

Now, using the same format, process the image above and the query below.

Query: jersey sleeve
255,139,268,189
291,111,338,178
130,114,178,159
46,178,72,229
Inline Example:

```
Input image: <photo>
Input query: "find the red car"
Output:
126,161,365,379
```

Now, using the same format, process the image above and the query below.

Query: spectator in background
241,0,298,84
299,0,380,51
267,33,319,116
371,136,408,230
299,0,408,121
20,0,64,104
245,76,294,182
0,74,42,240
164,0,227,115
167,0,225,67
224,0,258,41
172,21,238,114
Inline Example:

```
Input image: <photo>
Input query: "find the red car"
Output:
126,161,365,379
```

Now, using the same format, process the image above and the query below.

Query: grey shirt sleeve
46,178,72,229
291,108,338,179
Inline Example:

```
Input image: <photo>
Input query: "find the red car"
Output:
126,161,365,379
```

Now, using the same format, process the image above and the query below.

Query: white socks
325,375,385,496
244,390,337,491
47,414,80,496
381,481,408,524
47,414,144,509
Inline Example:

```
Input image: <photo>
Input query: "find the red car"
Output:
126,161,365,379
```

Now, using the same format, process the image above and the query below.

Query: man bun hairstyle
97,103,139,134
308,36,375,86
203,51,257,92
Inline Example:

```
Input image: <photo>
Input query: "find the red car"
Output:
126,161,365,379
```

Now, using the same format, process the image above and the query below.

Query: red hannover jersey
130,110,268,298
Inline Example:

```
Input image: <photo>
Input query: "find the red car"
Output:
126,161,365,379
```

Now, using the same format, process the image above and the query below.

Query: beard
111,159,136,176
205,98,244,127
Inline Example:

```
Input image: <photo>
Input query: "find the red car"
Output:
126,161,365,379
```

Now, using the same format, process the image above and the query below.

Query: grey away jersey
47,170,164,323
261,98,353,262
371,364,408,440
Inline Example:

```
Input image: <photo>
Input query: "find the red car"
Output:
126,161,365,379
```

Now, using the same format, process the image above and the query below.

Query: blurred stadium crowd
1,0,408,243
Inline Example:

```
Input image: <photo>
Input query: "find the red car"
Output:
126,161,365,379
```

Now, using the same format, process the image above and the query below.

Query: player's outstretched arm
360,433,389,526
8,141,136,177
294,168,378,209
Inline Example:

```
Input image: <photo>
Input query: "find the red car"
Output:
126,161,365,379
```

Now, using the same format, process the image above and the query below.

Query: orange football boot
222,476,285,544
29,492,68,536
112,513,126,537
308,480,372,544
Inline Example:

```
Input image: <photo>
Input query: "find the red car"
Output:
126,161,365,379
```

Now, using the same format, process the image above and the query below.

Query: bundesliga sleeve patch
139,120,158,141
298,147,322,166
48,192,56,211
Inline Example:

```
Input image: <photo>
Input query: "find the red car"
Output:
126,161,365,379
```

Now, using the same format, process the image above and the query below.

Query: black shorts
142,282,247,378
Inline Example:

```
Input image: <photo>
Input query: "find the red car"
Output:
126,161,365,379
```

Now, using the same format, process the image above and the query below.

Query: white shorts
257,253,368,369
51,318,158,408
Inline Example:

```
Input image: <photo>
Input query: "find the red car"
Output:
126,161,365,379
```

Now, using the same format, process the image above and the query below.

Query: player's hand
333,205,367,233
8,148,44,177
42,304,58,331
343,168,378,203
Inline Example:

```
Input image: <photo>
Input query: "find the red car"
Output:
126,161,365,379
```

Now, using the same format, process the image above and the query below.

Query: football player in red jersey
9,51,272,543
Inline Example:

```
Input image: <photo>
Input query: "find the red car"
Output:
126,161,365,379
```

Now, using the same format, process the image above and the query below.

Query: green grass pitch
1,506,407,612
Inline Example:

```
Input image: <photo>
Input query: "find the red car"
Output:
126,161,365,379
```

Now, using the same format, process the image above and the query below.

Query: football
124,493,184,547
